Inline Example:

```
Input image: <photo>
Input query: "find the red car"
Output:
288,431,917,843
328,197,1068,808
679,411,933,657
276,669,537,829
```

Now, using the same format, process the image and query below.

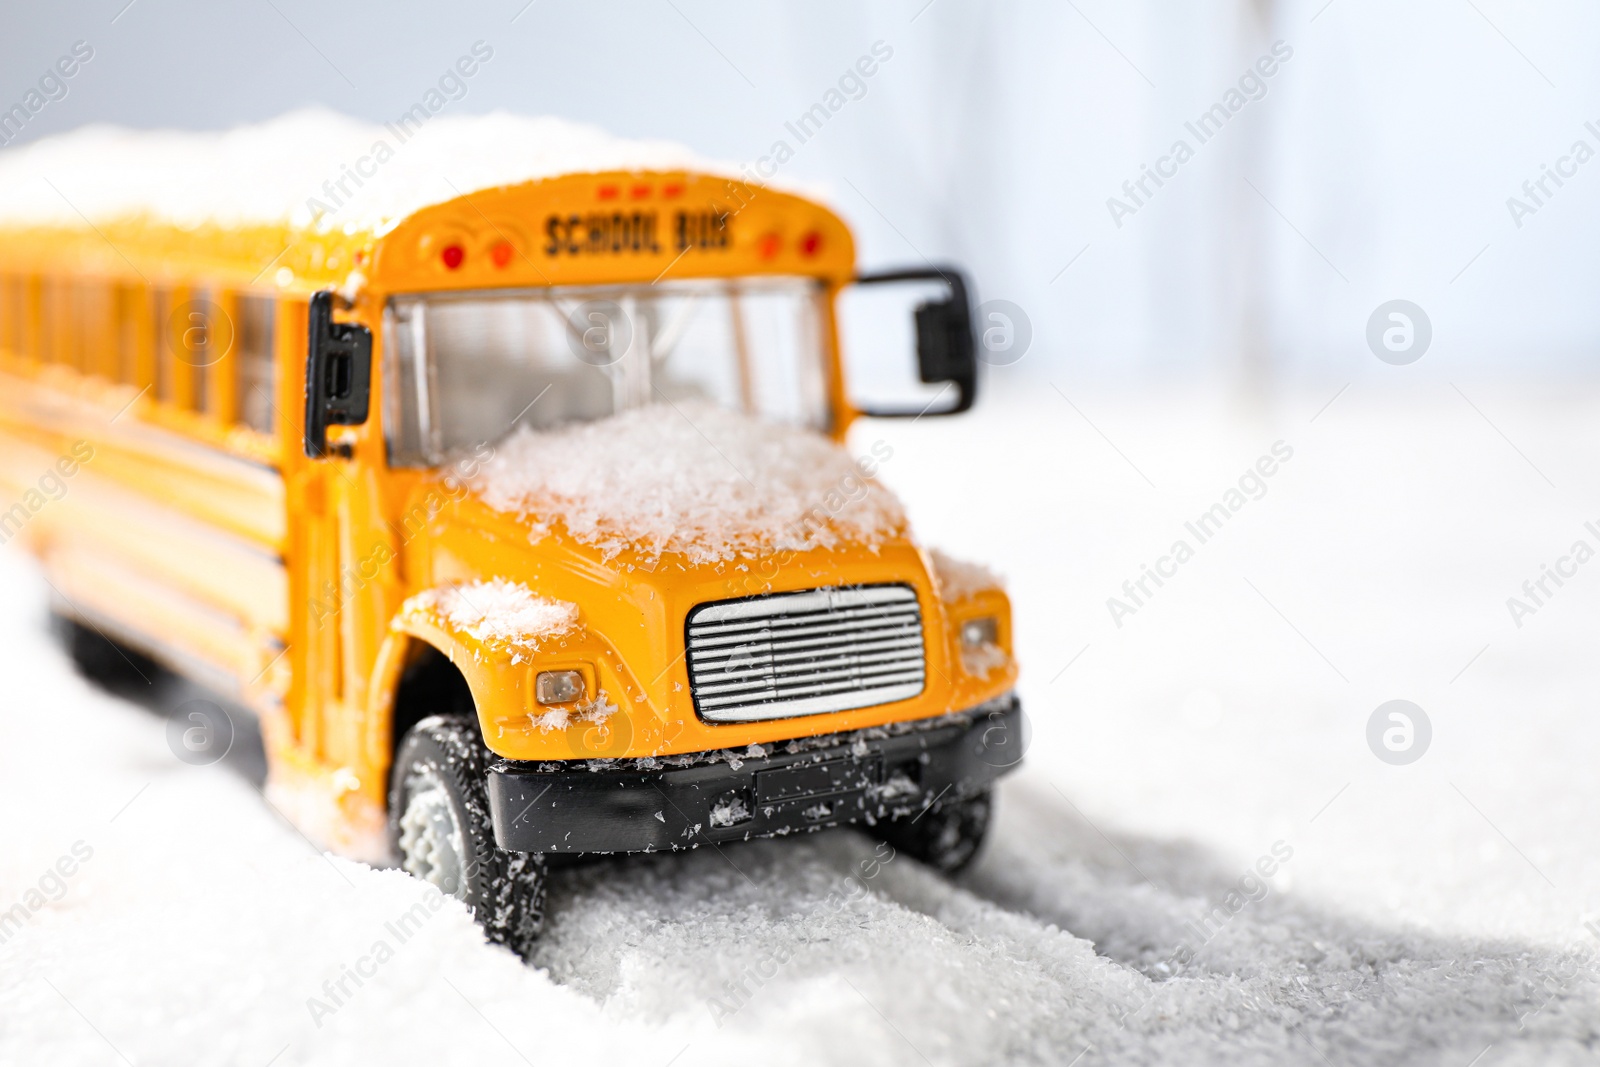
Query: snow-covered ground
5,381,1600,1066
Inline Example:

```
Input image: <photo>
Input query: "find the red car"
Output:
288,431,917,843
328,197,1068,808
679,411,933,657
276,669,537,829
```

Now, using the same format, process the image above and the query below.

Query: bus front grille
685,585,926,723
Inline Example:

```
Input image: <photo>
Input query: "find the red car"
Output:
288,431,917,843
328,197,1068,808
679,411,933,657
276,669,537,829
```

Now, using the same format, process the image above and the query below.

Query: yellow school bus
0,113,1020,956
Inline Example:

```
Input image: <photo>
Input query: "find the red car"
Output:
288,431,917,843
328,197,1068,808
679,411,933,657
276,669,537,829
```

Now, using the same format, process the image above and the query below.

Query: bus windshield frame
381,276,831,468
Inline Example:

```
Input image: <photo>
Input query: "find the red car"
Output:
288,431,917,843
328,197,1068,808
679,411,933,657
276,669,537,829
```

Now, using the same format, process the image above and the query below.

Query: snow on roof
404,579,579,652
929,548,1004,600
0,108,744,236
470,402,910,565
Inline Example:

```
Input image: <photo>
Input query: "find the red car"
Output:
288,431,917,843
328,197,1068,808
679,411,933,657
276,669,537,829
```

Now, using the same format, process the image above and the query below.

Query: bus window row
0,276,277,436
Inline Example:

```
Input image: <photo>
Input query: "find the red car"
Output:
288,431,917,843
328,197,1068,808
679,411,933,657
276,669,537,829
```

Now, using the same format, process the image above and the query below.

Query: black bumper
487,695,1024,854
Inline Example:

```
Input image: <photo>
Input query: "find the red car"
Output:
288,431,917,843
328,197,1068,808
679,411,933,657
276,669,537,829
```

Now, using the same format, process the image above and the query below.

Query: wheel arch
367,629,482,808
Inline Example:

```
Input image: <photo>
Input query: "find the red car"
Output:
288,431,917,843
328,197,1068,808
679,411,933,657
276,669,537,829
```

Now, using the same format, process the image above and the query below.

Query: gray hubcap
398,767,468,899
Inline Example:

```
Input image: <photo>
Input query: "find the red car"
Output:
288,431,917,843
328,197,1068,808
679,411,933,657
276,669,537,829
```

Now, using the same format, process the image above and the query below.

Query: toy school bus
0,113,1020,956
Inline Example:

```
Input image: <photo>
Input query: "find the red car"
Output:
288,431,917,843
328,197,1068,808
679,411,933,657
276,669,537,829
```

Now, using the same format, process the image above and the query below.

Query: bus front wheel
389,715,547,960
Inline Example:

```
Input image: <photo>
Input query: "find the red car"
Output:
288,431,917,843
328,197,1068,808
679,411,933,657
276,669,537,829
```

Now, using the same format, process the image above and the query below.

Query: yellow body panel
0,170,1015,858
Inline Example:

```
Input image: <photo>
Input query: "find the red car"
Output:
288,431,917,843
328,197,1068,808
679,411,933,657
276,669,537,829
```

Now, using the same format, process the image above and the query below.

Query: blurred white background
6,0,1598,385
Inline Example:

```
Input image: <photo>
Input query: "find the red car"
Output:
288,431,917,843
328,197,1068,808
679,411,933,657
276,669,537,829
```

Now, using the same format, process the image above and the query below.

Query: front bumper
487,694,1024,854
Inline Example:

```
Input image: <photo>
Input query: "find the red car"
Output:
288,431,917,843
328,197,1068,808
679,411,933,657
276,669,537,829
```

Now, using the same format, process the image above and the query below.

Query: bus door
288,294,393,781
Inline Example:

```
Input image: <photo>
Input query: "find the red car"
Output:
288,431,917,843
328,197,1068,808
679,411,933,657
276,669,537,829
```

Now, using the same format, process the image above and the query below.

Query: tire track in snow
534,783,1600,1066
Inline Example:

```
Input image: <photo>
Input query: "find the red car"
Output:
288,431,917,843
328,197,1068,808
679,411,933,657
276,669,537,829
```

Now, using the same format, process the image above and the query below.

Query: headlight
534,669,585,705
960,617,998,650
958,616,1007,678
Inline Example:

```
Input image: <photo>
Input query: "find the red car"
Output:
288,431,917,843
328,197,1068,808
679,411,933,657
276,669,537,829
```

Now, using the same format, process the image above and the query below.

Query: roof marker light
756,232,782,260
490,240,514,268
441,244,464,270
597,184,619,200
799,230,823,257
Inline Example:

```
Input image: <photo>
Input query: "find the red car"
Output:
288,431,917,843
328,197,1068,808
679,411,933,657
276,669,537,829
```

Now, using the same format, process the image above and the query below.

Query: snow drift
8,390,1600,1065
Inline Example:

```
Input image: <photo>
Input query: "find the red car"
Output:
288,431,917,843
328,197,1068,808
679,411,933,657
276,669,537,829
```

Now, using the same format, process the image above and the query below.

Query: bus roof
0,110,851,294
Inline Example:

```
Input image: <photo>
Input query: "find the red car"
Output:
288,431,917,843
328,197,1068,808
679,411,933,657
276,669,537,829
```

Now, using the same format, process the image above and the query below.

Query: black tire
870,787,993,874
389,715,547,960
53,615,155,690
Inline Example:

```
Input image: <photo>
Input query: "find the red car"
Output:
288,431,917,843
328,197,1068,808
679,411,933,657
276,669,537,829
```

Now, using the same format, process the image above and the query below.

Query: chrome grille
686,585,926,723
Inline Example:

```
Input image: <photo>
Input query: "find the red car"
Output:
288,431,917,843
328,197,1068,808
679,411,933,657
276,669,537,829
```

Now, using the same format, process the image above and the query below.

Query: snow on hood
403,579,578,652
469,402,909,565
0,108,752,235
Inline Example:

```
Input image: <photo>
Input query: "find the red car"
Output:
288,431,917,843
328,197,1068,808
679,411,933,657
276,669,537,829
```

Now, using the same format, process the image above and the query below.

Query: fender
380,588,657,764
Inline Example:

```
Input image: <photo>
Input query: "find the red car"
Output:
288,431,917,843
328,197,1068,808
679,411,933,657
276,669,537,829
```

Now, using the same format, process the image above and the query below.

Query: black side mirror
303,290,373,459
850,266,976,417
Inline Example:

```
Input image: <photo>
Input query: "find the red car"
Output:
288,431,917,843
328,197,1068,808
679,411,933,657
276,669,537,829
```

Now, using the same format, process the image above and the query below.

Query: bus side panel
0,375,290,709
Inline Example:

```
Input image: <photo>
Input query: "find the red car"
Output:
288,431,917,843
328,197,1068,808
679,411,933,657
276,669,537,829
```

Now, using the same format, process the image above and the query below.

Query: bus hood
464,402,908,566
401,410,1015,758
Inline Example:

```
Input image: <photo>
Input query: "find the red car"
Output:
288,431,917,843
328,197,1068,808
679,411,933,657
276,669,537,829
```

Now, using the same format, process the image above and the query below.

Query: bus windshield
382,277,829,467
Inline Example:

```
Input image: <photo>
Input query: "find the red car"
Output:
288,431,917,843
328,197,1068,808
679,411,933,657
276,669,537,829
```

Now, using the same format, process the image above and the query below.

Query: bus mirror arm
304,290,373,459
850,266,976,418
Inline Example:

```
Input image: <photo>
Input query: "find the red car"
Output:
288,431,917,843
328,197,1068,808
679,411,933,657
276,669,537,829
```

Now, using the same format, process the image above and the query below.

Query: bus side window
114,284,148,387
0,276,18,365
0,277,10,362
181,289,212,413
21,277,41,367
196,292,235,422
153,287,174,403
235,294,276,435
72,280,115,379
37,278,60,367
65,281,86,374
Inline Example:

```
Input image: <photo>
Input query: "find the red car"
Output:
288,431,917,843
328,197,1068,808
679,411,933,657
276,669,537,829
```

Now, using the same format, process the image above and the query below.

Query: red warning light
597,184,620,200
756,232,782,260
490,240,514,268
441,244,465,270
798,230,823,258
661,182,684,199
630,183,651,200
